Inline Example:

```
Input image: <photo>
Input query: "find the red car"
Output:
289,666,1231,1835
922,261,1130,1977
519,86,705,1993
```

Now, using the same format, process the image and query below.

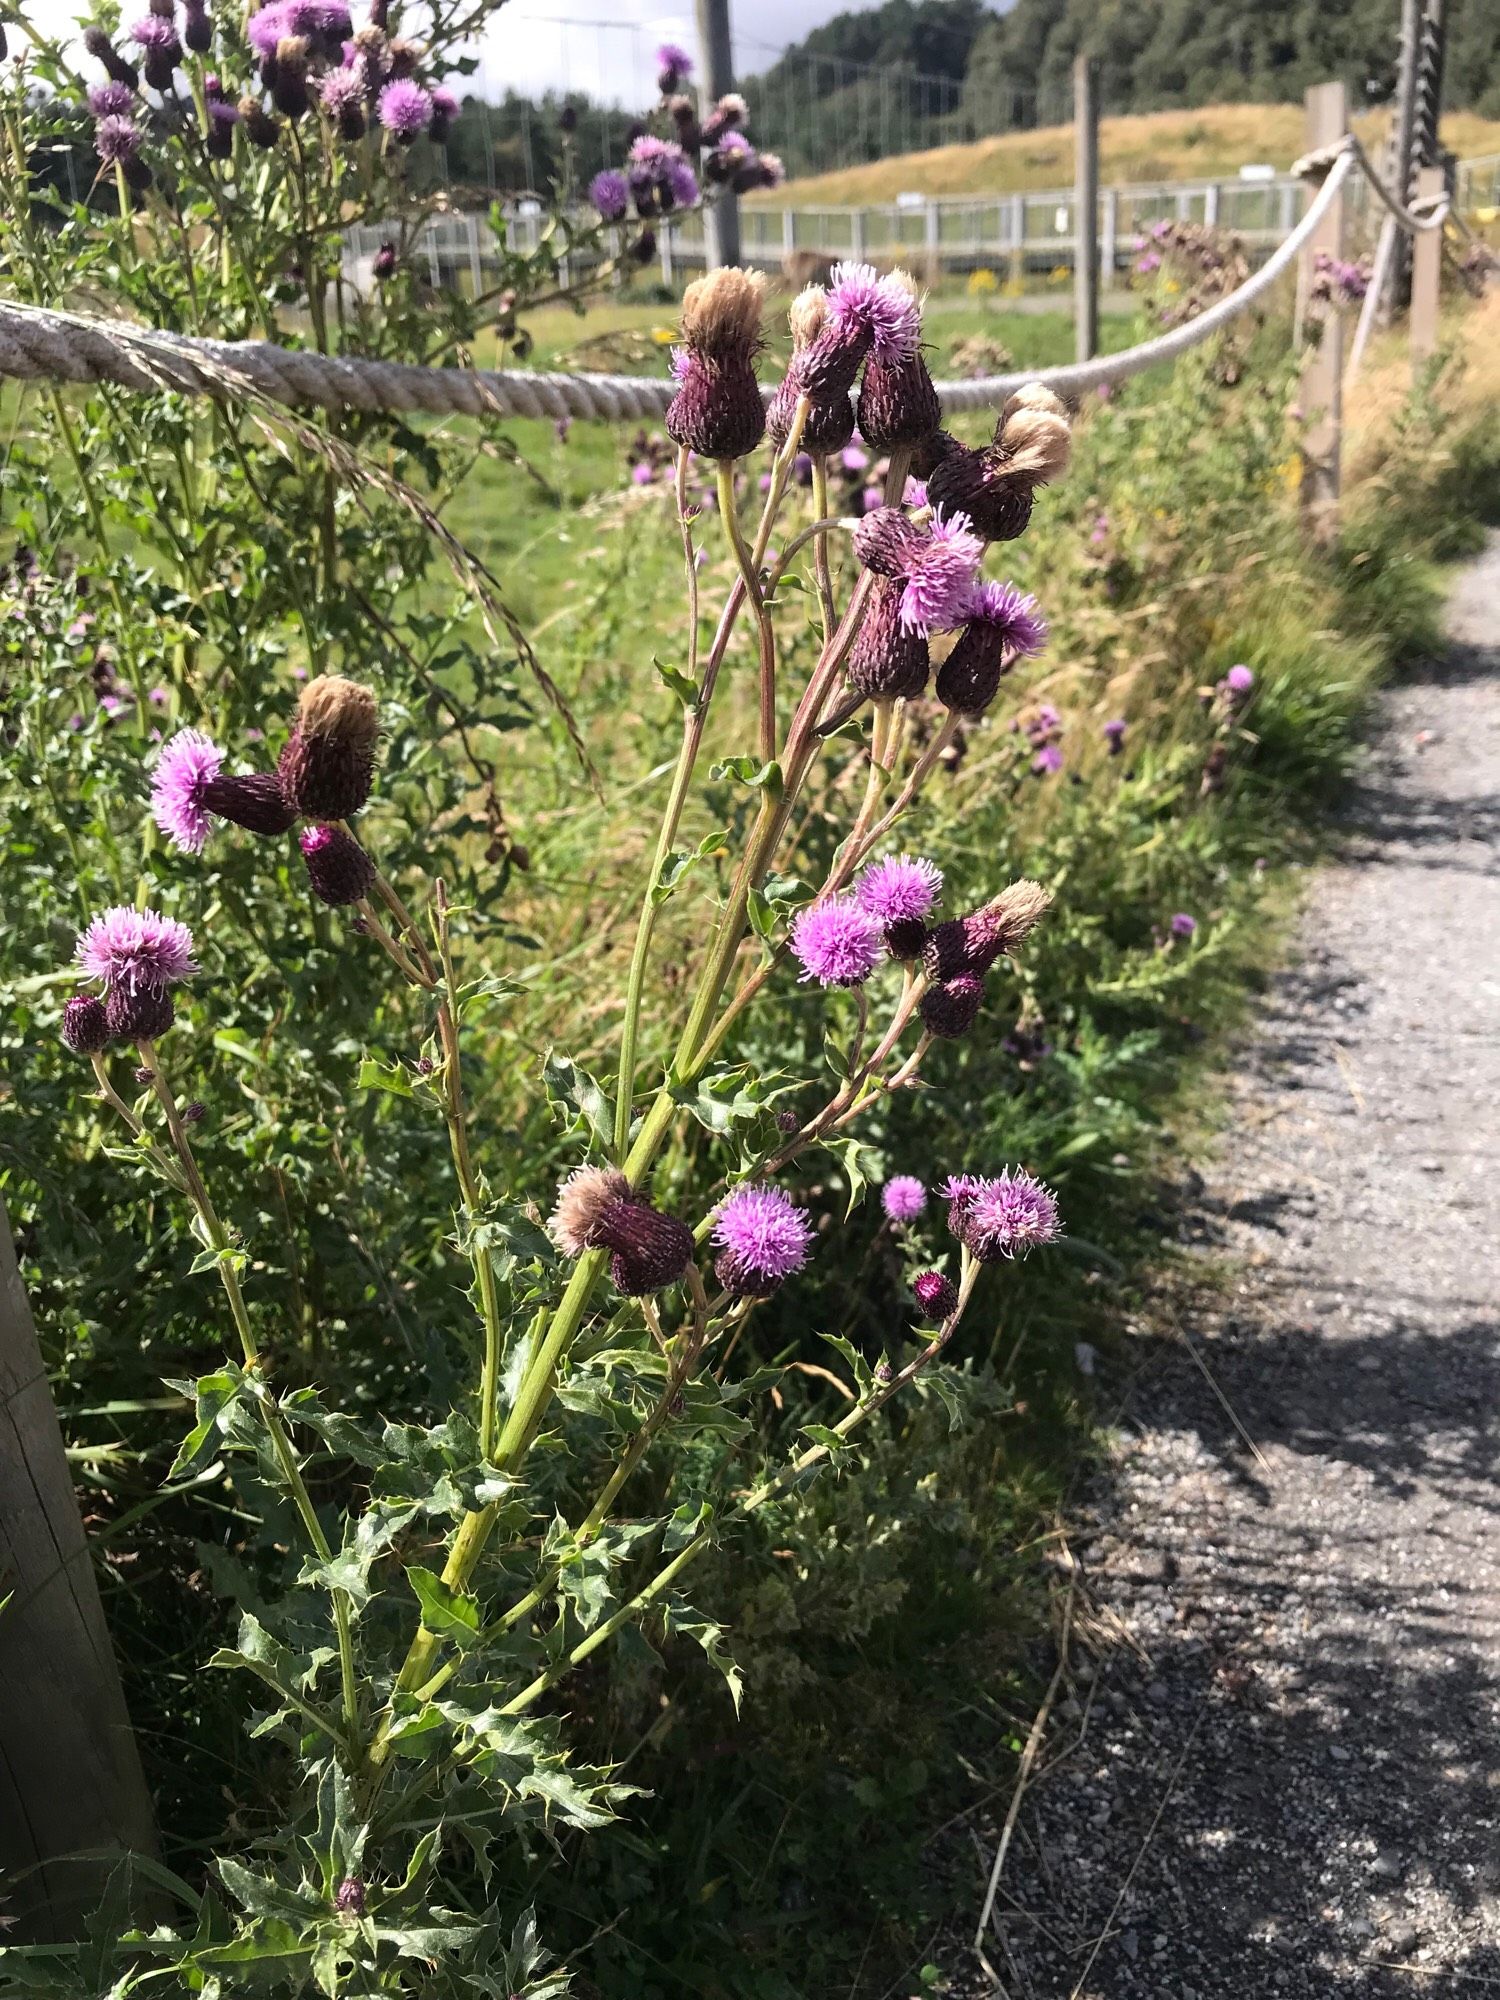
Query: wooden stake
1299,81,1348,539
0,1200,157,1939
694,0,741,269
1073,54,1100,363
1410,164,1446,371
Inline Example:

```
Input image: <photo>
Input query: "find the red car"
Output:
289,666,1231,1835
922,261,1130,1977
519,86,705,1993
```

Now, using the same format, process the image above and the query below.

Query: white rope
0,137,1460,425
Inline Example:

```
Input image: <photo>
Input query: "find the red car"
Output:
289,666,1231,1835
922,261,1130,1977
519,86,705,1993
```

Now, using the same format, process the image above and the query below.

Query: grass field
750,100,1500,208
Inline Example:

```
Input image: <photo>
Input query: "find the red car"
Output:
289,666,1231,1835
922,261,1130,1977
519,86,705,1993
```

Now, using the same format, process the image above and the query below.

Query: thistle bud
852,505,922,579
912,1270,959,1319
919,972,985,1040
856,269,941,450
335,1876,365,1915
279,675,379,820
61,994,111,1055
926,386,1071,543
846,577,929,702
105,983,175,1043
202,771,297,836
272,36,310,118
183,2,212,54
239,95,280,147
934,581,1047,719
299,825,376,907
767,287,855,456
85,26,140,87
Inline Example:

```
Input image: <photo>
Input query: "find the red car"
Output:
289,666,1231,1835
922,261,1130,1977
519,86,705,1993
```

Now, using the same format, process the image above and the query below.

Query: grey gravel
940,540,1500,1997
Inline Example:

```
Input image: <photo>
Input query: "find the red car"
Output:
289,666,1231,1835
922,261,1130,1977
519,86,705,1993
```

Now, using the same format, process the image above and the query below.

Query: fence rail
348,152,1495,295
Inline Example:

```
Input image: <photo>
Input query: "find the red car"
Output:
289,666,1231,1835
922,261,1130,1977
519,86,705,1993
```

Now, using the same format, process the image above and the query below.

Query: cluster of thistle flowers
1132,216,1250,326
1309,247,1372,308
585,43,782,261
81,0,459,181
1012,700,1064,778
548,1154,1057,1322
58,676,385,1058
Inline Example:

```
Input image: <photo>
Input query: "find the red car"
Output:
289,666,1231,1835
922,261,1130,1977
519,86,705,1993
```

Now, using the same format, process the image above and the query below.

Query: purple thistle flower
664,154,699,209
964,579,1047,657
1224,663,1254,695
1031,743,1064,776
94,114,143,165
912,1269,959,1319
854,854,942,929
904,476,929,508
1135,251,1161,275
825,261,920,365
1169,911,1197,939
317,64,364,114
76,907,197,994
881,1175,926,1225
88,81,135,117
951,1170,1061,1263
378,77,431,139
1103,717,1127,754
790,895,884,988
630,460,654,486
246,3,290,55
898,511,983,636
429,83,459,139
711,1184,814,1297
127,14,178,48
334,1876,365,1916
656,40,693,79
151,728,224,852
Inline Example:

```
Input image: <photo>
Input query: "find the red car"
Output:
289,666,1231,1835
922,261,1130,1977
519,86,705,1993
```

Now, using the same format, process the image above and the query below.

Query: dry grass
1346,288,1500,485
752,102,1500,209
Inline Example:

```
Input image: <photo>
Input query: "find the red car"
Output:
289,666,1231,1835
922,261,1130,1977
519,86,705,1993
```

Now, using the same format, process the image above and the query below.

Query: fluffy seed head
787,285,828,350
993,388,1072,483
678,266,764,361
913,1269,959,1318
549,1164,631,1257
712,1184,814,1296
61,994,111,1055
790,895,884,987
77,907,197,993
151,729,224,853
923,879,1052,981
279,675,379,819
925,443,1036,544
299,825,375,906
882,1175,926,1225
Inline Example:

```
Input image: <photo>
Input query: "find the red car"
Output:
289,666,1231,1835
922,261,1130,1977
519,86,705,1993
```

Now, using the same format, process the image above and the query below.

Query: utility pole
695,0,741,267
1073,54,1100,363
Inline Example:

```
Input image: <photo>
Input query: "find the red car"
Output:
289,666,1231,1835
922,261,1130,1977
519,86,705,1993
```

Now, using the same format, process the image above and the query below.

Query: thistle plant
52,260,1072,1990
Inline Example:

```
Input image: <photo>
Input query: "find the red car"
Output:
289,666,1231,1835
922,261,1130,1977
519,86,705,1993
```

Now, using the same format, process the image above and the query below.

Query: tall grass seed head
712,1185,814,1296
279,674,379,819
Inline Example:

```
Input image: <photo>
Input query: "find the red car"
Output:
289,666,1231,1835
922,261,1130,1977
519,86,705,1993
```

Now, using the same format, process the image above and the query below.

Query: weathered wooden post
694,0,740,268
0,1200,157,1940
1299,80,1348,538
1073,53,1100,363
1409,162,1446,369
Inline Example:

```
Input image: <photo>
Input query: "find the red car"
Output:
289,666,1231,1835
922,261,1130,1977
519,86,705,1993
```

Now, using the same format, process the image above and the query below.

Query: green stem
717,460,776,763
809,453,836,644
138,1040,363,1756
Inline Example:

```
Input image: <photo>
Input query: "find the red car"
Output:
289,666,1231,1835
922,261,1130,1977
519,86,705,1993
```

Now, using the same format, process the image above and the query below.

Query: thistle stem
716,459,776,764
809,453,836,643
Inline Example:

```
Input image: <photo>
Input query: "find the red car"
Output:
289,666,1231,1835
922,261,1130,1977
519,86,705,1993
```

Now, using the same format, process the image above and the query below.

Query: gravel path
962,538,1500,1997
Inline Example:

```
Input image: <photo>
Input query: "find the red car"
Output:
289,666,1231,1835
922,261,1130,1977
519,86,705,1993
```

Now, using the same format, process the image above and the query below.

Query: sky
28,0,878,107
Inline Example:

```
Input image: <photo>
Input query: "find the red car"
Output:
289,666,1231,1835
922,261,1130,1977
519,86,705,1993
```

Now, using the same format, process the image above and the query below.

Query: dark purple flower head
791,895,884,988
85,26,140,86
378,76,431,139
854,853,941,929
920,972,985,1040
183,2,212,54
1103,717,1127,753
95,114,143,165
205,96,239,153
317,64,364,115
656,40,693,91
1169,911,1197,940
334,1876,365,1916
152,729,223,853
965,579,1047,657
912,1269,959,1319
76,907,197,994
665,267,766,461
589,168,629,222
882,1175,926,1225
300,825,375,906
935,579,1047,716
372,239,398,279
948,1169,1060,1262
922,880,1052,983
88,80,135,117
712,1184,814,1296
664,154,699,209
106,983,175,1043
127,14,178,49
279,674,379,819
852,505,921,578
61,993,111,1056
846,575,930,702
429,83,459,138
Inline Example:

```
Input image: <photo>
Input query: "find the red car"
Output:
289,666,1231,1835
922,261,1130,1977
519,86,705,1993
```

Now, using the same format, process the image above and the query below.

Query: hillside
749,101,1500,207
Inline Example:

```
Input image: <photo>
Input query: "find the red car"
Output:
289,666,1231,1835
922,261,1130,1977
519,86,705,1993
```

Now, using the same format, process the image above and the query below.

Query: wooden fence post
1072,54,1100,362
1409,162,1445,370
0,1201,157,1940
1299,80,1349,538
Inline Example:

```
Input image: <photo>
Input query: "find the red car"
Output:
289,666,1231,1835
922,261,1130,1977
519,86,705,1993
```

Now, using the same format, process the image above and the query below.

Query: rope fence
0,134,1474,429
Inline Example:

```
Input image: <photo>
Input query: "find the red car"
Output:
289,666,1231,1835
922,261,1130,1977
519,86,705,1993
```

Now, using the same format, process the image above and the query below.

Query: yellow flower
967,267,999,296
650,325,676,345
